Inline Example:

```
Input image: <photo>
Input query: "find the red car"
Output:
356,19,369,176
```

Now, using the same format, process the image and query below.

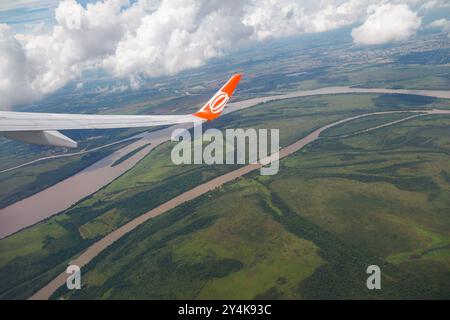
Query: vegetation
0,140,135,209
111,144,151,167
321,112,418,137
61,111,450,299
1,86,449,299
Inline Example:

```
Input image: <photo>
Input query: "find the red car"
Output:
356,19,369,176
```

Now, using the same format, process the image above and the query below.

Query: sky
0,0,449,109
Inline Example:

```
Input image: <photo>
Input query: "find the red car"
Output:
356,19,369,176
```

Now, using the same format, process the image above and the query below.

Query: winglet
193,74,242,121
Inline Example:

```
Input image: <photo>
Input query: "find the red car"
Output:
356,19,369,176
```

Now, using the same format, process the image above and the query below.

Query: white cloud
0,24,42,107
351,3,422,45
0,0,446,109
242,0,371,41
103,0,253,78
429,18,450,37
1,0,132,108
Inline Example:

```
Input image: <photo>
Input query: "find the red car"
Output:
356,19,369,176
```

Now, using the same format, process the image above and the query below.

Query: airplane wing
0,74,242,148
0,112,199,131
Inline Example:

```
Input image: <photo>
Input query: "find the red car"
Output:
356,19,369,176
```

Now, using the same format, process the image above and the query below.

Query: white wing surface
0,74,242,148
0,112,198,131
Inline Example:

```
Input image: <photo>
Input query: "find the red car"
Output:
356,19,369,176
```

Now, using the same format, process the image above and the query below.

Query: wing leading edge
0,74,242,148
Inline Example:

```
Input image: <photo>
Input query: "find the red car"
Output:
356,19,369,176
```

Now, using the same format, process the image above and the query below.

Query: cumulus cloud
1,0,135,108
242,0,371,40
103,0,253,79
351,3,422,45
429,18,450,37
0,24,42,107
0,0,445,109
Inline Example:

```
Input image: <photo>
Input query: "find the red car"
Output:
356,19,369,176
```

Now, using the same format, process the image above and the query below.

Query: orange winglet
193,74,242,121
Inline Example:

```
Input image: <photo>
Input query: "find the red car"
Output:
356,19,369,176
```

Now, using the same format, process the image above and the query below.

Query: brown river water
29,107,450,300
1,87,450,239
0,87,450,299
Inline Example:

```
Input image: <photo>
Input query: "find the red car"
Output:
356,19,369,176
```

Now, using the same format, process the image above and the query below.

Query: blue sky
0,0,95,31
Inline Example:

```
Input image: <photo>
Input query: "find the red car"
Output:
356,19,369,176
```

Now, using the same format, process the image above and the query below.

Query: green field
0,127,150,209
2,40,450,210
321,112,419,137
0,140,138,209
59,111,450,299
0,141,238,299
2,28,450,300
1,90,449,299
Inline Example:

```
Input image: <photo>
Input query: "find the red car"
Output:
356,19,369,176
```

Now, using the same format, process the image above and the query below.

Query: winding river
0,85,447,299
1,86,450,240
29,107,450,300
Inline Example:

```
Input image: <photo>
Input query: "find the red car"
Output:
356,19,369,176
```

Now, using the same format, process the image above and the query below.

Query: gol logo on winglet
193,74,242,121
209,92,229,114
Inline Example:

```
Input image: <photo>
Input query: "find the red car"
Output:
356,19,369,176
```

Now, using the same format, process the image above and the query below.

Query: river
29,107,450,300
1,86,450,239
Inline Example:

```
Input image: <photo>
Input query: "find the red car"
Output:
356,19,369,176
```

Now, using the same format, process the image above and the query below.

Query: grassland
1,30,450,299
321,112,419,137
59,179,325,299
3,32,450,211
0,139,137,209
0,125,153,209
0,141,237,299
1,91,449,299
60,109,450,299
61,110,450,299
